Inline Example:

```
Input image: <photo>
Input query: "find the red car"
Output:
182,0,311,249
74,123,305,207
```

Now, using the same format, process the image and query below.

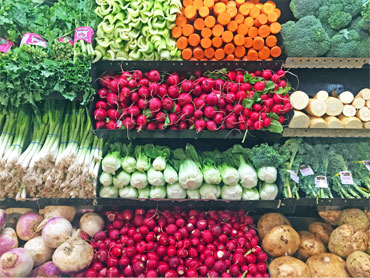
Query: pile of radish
94,68,292,132
84,208,269,278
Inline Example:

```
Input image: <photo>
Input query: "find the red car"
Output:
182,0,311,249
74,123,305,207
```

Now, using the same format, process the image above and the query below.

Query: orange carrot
242,56,249,61
235,0,245,6
267,12,278,23
194,18,205,30
199,6,210,17
205,47,215,59
177,36,188,50
254,13,267,27
182,48,193,60
252,36,264,50
210,58,218,61
227,6,238,18
204,16,216,28
227,20,238,32
193,0,203,10
183,0,194,7
176,15,188,27
233,34,245,46
172,27,182,39
226,1,236,8
190,58,198,61
263,2,275,14
184,6,197,20
258,25,270,38
270,22,281,34
239,4,250,16
274,8,281,18
255,3,263,10
203,0,214,8
215,48,225,60
244,36,253,48
234,14,245,24
258,46,270,60
247,49,258,60
224,43,235,55
249,7,260,18
247,26,258,38
243,2,255,9
212,36,223,48
222,30,233,43
193,46,205,59
234,46,246,58
201,37,212,49
237,23,248,35
217,12,231,25
189,33,201,46
226,54,235,60
270,45,281,58
244,16,254,28
181,6,185,15
182,24,195,36
214,2,226,15
201,27,212,38
212,24,225,37
265,35,277,47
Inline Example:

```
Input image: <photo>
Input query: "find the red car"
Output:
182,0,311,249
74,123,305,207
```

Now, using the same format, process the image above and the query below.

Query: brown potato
269,256,311,278
328,224,368,258
365,210,370,222
308,222,333,244
338,208,370,232
257,213,291,239
306,253,349,278
346,251,370,278
262,225,300,257
318,210,341,226
298,231,326,259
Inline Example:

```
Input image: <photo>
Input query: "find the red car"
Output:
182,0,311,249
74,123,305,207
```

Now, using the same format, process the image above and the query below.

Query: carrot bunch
172,0,282,61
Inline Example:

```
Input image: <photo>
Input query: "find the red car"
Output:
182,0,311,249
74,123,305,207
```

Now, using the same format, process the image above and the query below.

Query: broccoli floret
327,29,361,57
358,37,370,57
360,0,370,31
289,0,322,19
318,0,363,30
281,16,330,57
322,22,336,38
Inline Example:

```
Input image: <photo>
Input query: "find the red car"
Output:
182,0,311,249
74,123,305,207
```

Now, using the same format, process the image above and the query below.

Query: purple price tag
74,27,94,44
0,38,13,53
20,33,47,48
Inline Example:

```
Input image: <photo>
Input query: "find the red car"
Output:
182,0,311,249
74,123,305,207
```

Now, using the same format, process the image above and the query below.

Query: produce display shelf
283,128,370,138
284,57,370,69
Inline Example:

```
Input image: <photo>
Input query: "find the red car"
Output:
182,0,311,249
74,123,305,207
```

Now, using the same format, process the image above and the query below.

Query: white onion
0,248,34,277
41,218,72,248
24,236,54,266
16,212,43,241
79,212,104,237
52,230,93,274
0,228,18,256
41,206,76,222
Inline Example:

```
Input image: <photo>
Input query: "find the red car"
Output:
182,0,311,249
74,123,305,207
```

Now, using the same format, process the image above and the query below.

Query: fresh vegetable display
289,88,370,129
173,0,282,60
94,0,182,61
282,0,370,57
0,101,103,199
93,68,292,133
99,143,281,200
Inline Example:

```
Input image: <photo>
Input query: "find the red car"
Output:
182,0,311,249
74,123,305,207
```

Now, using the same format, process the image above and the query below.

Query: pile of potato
258,209,370,277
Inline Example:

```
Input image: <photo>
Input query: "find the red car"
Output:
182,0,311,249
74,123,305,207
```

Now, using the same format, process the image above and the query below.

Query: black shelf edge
283,128,370,138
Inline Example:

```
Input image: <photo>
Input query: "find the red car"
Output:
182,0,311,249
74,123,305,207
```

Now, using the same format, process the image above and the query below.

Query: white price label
363,161,370,171
288,170,299,183
300,165,314,176
315,176,328,188
340,171,354,185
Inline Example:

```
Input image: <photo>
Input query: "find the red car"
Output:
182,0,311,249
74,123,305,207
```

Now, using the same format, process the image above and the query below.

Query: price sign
363,161,370,171
288,170,299,183
340,171,354,185
315,176,328,188
300,165,314,176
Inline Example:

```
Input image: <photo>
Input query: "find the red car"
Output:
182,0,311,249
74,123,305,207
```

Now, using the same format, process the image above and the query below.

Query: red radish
279,80,287,88
214,79,224,90
253,104,262,112
158,84,168,98
122,117,135,129
155,112,166,123
128,106,140,117
194,110,203,119
281,102,292,114
234,104,243,114
99,75,111,87
128,79,138,89
264,98,273,108
236,70,245,75
194,98,205,109
138,99,148,110
123,265,134,277
236,90,247,101
94,109,107,121
225,93,236,104
148,70,160,82
98,88,108,99
217,97,226,108
206,120,217,131
107,109,121,121
182,104,194,117
213,113,224,125
201,78,214,92
149,82,159,96
229,83,239,93
263,118,271,127
192,84,202,96
168,114,179,126
178,93,192,106
225,104,234,113
254,70,261,76
117,77,128,88
131,92,140,103
272,104,282,114
271,74,280,83
250,112,259,121
254,120,263,130
149,98,162,113
225,115,237,129
206,92,218,106
108,79,119,93
136,115,147,130
132,70,143,80
96,121,106,129
256,262,267,273
162,98,175,111
253,82,265,91
181,80,193,93
235,74,244,83
195,119,206,133
243,108,251,117
204,106,216,119
168,85,180,98
138,78,149,87
107,93,118,106
138,87,150,99
227,71,236,81
214,261,227,273
173,104,181,114
186,269,197,277
120,87,131,99
106,120,117,130
261,70,272,80
278,115,285,124
240,83,252,91
165,270,178,278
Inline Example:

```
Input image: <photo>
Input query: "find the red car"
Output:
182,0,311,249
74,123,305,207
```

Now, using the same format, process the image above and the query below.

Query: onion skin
41,206,76,223
16,212,43,241
0,248,34,277
0,209,6,230
79,212,104,237
0,228,18,256
41,218,73,249
24,236,54,266
29,261,61,278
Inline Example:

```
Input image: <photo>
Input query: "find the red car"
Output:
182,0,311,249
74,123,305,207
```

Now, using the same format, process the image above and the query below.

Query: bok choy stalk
217,150,240,186
121,144,136,173
102,143,121,174
174,144,203,190
163,164,178,185
144,145,170,171
187,189,200,199
242,188,260,200
259,182,279,200
147,168,165,187
130,171,148,189
135,146,150,172
221,184,243,200
199,184,221,199
138,187,150,198
149,186,166,199
113,171,130,188
167,183,186,199
201,152,221,185
100,172,113,187
100,185,119,198
232,145,258,189
119,186,138,198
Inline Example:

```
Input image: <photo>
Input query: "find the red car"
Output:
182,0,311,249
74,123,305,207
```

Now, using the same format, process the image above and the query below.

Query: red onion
79,212,104,237
16,212,43,241
0,228,18,256
0,248,34,277
24,236,53,266
41,218,72,248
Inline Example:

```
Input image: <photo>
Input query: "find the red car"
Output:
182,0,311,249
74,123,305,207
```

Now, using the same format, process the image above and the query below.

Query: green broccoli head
327,29,361,57
358,37,370,58
289,0,322,19
322,22,337,38
328,11,352,30
281,16,330,57
359,0,370,31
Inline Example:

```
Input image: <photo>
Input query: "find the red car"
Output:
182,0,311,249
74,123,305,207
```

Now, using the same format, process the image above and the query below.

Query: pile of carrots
172,0,282,61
